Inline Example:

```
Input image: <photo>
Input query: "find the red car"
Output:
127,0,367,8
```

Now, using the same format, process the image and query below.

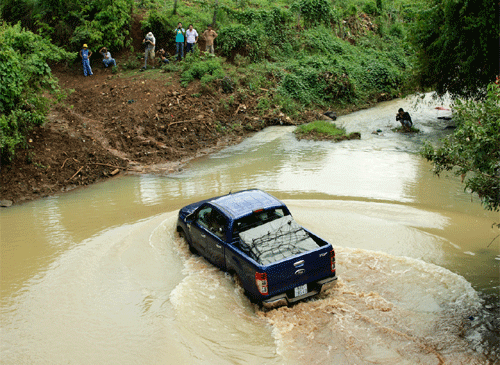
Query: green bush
362,1,379,16
0,22,74,164
141,9,178,49
8,0,134,51
295,120,346,136
180,52,225,87
302,26,348,55
217,23,266,62
71,0,133,50
291,0,334,27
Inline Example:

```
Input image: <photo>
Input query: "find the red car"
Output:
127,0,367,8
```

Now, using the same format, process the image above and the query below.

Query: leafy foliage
180,51,225,87
294,120,361,141
422,81,500,211
412,0,499,99
217,23,266,62
3,0,133,51
0,22,75,163
71,0,133,50
141,8,178,49
291,0,334,27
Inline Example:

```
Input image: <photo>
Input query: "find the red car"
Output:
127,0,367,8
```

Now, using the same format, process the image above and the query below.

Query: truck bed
238,216,322,265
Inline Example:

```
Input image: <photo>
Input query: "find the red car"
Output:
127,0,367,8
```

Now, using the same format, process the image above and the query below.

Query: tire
179,229,197,254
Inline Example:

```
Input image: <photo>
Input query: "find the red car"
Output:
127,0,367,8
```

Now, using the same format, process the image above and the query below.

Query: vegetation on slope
0,22,75,163
1,0,498,210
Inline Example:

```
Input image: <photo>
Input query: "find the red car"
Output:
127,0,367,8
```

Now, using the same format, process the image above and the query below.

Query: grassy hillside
140,0,421,114
1,0,423,162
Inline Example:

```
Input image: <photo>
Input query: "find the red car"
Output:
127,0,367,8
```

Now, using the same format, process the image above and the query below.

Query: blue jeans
103,58,116,67
186,43,195,54
82,59,93,76
176,42,184,60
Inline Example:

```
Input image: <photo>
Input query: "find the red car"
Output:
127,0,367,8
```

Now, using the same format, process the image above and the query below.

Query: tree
0,22,75,164
421,80,500,211
413,0,498,99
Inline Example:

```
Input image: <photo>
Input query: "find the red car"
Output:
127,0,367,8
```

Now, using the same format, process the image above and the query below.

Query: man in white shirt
185,24,199,54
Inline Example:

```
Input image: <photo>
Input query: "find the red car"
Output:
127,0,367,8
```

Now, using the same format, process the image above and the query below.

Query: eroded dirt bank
0,65,325,205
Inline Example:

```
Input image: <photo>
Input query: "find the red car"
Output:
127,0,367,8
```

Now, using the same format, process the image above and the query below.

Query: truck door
190,205,226,269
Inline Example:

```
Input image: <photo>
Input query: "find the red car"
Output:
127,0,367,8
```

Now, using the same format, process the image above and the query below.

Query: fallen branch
166,120,190,133
61,158,70,169
167,120,190,127
89,162,128,170
68,166,84,181
487,234,499,248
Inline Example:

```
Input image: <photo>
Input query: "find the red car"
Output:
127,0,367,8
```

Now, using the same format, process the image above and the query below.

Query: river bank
1,65,340,206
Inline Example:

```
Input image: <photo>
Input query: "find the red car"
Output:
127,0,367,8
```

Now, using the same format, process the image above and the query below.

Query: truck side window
196,206,227,239
209,209,227,240
196,206,213,230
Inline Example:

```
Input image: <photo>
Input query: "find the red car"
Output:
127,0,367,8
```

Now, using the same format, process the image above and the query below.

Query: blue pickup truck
176,189,337,308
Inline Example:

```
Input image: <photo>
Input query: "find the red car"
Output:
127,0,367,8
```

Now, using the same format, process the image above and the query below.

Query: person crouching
396,108,413,131
99,47,116,68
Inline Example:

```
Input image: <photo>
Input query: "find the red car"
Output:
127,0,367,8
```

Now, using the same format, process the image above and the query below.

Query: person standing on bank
202,24,218,55
185,24,198,54
79,44,93,76
142,32,156,70
174,22,186,60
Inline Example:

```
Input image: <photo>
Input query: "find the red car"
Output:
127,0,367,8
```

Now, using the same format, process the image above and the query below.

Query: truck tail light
255,272,269,295
330,250,336,273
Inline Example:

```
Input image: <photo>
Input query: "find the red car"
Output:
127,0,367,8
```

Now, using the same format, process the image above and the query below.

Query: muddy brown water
1,95,499,364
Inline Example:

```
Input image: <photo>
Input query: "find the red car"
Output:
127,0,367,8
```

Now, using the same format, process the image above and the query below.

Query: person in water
396,108,413,131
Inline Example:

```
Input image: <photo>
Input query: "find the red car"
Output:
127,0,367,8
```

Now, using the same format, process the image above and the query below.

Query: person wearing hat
79,44,93,76
99,46,116,68
142,32,156,70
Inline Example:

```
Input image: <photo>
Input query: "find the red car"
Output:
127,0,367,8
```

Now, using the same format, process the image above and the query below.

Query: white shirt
145,34,155,50
186,29,198,44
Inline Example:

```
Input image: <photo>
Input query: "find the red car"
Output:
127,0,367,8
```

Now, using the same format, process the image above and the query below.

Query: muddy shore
1,65,331,206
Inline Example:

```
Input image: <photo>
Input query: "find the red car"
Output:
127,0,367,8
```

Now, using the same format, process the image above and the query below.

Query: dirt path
0,64,320,205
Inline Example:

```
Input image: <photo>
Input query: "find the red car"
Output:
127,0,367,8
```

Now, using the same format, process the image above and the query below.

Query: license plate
294,284,308,297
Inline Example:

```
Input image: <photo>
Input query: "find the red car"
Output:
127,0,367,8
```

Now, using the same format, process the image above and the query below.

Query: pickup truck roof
210,189,284,220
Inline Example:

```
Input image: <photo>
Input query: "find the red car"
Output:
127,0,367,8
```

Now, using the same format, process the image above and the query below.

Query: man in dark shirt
396,108,413,131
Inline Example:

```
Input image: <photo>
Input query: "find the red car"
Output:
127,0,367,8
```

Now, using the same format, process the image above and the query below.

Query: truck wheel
233,274,243,288
179,229,197,254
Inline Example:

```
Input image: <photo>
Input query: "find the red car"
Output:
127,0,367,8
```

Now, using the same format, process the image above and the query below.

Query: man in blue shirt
79,44,93,76
174,22,185,61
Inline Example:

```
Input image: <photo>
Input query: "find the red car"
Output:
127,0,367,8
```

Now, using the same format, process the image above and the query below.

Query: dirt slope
0,64,321,205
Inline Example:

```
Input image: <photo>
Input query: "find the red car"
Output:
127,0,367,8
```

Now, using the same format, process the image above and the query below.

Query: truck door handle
216,244,222,249
294,260,305,268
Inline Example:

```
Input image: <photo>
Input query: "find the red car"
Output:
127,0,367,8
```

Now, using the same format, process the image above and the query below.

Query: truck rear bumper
262,275,337,309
